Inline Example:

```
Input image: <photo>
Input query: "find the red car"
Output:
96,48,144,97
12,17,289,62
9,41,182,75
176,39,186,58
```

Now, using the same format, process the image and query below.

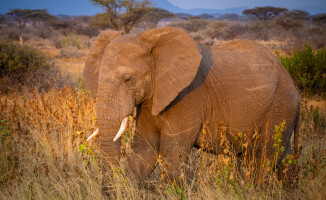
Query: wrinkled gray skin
83,27,300,181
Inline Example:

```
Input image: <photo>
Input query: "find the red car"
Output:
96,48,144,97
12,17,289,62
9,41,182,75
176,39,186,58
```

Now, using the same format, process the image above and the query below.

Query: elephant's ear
83,30,123,93
138,27,202,115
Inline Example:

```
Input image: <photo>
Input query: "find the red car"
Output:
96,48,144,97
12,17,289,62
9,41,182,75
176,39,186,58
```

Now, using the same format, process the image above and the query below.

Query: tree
243,6,288,22
0,15,6,24
312,14,326,25
141,7,175,28
6,9,56,27
171,19,210,33
274,10,309,30
284,9,309,20
90,0,152,33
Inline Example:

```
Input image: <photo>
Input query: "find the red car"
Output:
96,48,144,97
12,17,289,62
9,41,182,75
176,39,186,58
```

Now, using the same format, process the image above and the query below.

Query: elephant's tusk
86,128,99,141
113,116,128,142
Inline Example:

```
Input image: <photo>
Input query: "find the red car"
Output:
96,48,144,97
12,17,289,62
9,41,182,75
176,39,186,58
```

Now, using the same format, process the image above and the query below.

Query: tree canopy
141,7,175,28
0,15,6,24
90,0,152,33
312,14,326,25
284,10,309,20
243,6,288,22
7,9,56,20
6,9,56,26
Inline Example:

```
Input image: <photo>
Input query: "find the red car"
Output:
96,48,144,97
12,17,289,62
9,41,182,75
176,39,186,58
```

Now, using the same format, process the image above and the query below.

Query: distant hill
152,0,246,15
152,0,183,13
151,0,326,15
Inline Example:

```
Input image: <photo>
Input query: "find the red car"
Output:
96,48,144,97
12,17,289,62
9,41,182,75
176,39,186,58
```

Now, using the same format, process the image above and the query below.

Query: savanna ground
0,12,326,199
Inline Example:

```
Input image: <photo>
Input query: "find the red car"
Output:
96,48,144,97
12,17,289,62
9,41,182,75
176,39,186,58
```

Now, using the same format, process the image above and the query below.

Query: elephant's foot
128,152,158,183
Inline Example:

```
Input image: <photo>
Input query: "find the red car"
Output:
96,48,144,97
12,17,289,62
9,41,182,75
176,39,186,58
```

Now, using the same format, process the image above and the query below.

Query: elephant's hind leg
255,96,300,184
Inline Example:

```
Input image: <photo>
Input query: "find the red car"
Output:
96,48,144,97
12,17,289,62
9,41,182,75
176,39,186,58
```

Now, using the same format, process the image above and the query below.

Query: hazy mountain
152,0,246,15
152,0,183,13
152,0,326,15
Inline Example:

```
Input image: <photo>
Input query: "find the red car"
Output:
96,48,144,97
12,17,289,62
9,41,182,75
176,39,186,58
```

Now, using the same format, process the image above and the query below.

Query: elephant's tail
293,106,300,185
293,110,300,160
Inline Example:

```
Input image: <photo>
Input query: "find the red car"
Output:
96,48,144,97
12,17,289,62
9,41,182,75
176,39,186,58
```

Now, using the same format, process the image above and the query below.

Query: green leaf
78,144,86,152
280,146,285,152
176,187,183,195
165,187,171,194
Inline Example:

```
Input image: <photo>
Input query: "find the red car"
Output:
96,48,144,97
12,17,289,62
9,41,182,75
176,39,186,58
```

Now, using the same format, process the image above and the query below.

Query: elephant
83,27,300,182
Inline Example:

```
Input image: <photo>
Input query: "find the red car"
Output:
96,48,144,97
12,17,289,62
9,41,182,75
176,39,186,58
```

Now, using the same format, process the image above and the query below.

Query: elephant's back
210,39,282,87
212,39,281,72
205,40,283,131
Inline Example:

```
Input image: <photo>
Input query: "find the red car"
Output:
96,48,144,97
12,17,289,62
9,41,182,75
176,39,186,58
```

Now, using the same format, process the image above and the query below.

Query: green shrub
60,33,83,49
170,19,210,32
277,45,326,96
0,41,53,78
0,41,71,93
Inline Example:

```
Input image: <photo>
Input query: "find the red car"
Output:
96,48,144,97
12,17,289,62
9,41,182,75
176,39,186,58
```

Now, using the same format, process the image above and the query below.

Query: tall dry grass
0,86,325,199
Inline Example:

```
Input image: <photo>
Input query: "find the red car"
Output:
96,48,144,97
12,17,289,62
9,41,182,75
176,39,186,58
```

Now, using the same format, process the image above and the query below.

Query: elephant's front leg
159,123,202,182
128,107,160,181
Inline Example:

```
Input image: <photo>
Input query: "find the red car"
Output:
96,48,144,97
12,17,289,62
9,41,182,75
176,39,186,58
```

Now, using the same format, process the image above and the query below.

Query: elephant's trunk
97,120,122,166
95,85,135,168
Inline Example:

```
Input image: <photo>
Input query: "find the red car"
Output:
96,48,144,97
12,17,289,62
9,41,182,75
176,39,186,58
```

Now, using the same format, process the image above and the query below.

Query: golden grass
0,87,325,200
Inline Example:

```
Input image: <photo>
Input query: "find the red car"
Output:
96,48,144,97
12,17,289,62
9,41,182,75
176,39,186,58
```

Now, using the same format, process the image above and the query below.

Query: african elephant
83,27,300,181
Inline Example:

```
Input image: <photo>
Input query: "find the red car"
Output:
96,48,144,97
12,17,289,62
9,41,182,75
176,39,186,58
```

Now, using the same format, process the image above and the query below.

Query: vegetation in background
277,45,326,96
0,15,6,26
6,9,56,28
274,10,309,30
312,14,326,25
0,41,53,78
141,7,175,28
0,41,70,93
171,19,210,33
0,7,325,50
59,33,84,49
90,0,152,33
242,6,289,22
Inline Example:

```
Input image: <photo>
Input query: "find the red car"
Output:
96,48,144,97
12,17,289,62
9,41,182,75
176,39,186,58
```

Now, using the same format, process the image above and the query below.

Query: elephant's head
83,27,202,165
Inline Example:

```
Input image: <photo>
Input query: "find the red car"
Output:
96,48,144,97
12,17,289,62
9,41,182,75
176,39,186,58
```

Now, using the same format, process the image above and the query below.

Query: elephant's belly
194,122,259,154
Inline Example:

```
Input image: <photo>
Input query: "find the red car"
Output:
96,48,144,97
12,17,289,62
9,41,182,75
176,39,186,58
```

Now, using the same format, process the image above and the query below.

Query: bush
0,41,53,77
60,48,85,58
0,87,325,199
274,16,304,30
0,41,70,93
170,19,210,32
277,45,326,96
60,33,83,49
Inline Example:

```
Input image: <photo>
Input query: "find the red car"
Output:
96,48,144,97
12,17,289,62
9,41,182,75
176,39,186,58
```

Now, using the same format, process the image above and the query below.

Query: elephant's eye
123,74,131,83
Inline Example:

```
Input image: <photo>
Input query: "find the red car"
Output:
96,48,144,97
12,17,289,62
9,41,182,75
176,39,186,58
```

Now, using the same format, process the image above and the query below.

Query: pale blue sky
0,0,325,15
168,0,326,9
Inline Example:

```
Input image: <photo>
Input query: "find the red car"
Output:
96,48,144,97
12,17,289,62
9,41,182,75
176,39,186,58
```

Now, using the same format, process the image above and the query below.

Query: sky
0,0,325,15
169,0,326,10
0,0,102,15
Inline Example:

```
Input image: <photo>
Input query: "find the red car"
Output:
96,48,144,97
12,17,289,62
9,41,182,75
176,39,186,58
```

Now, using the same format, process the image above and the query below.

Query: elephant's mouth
86,115,131,142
